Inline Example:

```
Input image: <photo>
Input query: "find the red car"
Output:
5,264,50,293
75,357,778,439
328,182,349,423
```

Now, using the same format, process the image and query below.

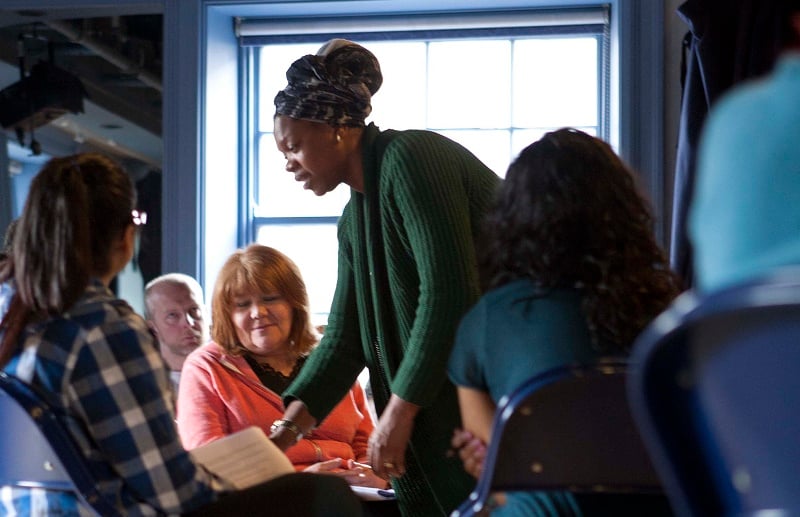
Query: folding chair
452,360,662,517
628,267,800,516
0,371,121,517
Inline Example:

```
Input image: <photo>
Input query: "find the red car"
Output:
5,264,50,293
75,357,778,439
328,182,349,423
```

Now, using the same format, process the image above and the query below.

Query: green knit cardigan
285,123,500,516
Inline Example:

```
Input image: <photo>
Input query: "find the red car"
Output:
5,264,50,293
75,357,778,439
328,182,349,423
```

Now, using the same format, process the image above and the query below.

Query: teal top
448,280,601,516
449,281,599,400
689,53,800,293
285,123,500,515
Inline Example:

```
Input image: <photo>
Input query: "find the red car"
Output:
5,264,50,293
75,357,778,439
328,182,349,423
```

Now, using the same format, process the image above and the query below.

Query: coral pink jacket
177,342,374,470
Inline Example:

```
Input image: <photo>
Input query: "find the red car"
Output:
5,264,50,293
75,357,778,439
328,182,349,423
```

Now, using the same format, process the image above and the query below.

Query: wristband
270,419,304,442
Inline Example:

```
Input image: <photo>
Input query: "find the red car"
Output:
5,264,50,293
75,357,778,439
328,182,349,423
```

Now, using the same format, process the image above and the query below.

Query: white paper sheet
190,426,295,489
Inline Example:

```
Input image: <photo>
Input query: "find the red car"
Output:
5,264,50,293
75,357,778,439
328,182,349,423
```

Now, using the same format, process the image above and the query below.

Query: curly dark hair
480,128,682,351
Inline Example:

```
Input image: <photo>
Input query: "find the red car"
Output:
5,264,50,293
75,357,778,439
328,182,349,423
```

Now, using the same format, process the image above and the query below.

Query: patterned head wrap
274,39,383,127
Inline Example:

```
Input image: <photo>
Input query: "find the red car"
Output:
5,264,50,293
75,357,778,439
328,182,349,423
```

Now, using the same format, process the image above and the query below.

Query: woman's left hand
368,394,420,480
305,458,387,488
342,460,389,488
450,428,487,479
303,458,346,474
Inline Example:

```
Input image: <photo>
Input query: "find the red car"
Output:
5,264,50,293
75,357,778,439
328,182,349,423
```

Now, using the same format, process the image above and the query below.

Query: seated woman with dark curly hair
447,128,683,516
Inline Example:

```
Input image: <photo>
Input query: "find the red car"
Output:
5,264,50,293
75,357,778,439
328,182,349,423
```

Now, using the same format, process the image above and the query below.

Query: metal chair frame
0,371,121,517
452,360,661,517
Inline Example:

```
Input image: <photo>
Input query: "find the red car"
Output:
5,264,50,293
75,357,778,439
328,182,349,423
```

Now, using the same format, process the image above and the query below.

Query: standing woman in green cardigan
271,39,500,516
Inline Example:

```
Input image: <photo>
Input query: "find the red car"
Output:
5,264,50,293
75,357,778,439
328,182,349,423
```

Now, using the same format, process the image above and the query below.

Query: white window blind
236,8,607,42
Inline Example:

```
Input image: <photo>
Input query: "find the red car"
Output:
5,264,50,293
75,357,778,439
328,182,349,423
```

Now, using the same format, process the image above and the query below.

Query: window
240,8,609,324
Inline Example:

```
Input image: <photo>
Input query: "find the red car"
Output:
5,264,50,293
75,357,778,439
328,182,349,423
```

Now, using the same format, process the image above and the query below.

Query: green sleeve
283,211,367,422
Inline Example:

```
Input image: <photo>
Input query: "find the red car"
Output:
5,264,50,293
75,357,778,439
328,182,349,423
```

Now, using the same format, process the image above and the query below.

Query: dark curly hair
480,128,682,351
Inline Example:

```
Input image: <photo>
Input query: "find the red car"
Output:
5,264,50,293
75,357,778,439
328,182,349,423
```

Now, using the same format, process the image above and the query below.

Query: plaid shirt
1,280,222,516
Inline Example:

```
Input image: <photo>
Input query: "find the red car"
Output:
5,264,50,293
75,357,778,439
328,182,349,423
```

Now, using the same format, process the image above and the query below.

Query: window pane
437,129,510,178
512,37,598,128
428,40,511,129
256,135,349,217
368,42,428,130
255,223,339,325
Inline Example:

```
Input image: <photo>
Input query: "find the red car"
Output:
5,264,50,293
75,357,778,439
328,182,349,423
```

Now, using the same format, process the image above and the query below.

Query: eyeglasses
131,209,148,227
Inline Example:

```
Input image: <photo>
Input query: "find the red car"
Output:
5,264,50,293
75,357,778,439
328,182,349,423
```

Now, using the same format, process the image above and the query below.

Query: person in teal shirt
448,128,681,516
689,17,800,293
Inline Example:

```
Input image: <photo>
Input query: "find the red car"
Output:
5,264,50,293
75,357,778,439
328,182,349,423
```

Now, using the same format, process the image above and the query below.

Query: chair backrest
628,267,800,516
0,372,121,517
452,360,662,517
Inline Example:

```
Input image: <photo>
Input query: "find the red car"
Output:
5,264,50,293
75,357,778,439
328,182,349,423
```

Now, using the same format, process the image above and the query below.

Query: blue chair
452,360,663,517
628,267,800,516
0,371,121,517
